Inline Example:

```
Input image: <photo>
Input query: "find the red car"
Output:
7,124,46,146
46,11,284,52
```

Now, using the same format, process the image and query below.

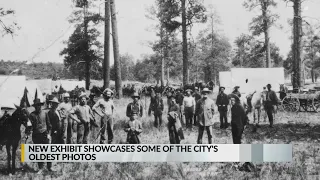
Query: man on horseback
57,93,73,144
92,88,114,144
29,98,53,173
264,84,280,128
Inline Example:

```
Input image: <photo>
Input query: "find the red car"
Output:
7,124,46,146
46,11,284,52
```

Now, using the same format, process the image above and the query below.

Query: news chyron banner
21,144,293,162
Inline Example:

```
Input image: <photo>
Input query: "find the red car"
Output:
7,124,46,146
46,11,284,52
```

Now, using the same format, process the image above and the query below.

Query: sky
0,0,319,65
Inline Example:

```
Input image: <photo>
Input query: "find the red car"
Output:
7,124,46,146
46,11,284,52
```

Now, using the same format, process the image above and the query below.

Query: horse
0,106,31,175
245,91,265,125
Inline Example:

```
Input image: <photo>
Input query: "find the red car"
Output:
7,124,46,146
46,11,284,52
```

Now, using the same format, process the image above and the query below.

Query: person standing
127,92,144,118
124,112,142,144
216,87,229,129
149,91,164,128
193,87,202,125
195,88,215,144
232,86,241,98
167,95,184,144
68,93,93,144
29,98,53,173
92,88,115,144
183,89,196,128
264,84,280,128
47,97,66,144
57,93,73,144
230,96,248,144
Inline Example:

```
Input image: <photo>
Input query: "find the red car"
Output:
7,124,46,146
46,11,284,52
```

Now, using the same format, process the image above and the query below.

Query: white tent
30,79,52,95
26,81,45,105
60,80,85,91
0,76,26,109
219,71,232,94
230,68,285,95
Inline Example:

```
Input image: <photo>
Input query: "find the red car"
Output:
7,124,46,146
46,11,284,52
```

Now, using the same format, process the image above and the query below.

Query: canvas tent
26,81,45,105
219,71,232,94
60,80,85,91
219,68,285,95
30,79,52,95
0,76,26,109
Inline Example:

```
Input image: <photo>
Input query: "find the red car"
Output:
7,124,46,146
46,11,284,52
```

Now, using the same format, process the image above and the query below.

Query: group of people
23,82,279,173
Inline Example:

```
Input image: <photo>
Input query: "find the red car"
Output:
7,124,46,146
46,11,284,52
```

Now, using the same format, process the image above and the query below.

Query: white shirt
183,96,196,108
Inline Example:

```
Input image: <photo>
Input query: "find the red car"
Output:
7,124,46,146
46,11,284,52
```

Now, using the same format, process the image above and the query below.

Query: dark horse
0,106,31,175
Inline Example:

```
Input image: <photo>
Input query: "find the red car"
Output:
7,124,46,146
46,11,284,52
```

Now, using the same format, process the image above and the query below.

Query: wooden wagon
281,90,320,112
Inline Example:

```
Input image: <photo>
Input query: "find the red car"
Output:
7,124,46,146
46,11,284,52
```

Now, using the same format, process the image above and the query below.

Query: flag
20,87,30,107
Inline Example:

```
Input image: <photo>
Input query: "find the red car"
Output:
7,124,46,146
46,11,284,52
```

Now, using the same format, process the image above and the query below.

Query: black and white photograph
0,0,320,179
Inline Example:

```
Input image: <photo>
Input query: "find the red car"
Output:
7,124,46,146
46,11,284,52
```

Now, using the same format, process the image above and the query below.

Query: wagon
281,90,320,113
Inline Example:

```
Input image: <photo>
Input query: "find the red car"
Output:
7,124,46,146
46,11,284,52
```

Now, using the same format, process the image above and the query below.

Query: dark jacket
29,110,51,135
193,93,202,102
264,90,280,107
232,90,241,98
175,93,184,106
216,92,229,112
231,103,248,129
149,97,164,115
126,102,143,117
46,109,65,136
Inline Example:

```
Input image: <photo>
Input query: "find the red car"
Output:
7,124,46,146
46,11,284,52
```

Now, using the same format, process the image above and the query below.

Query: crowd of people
22,83,280,173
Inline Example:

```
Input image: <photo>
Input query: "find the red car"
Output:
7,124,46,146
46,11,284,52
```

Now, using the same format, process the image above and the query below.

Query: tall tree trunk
103,0,111,89
181,0,188,86
83,4,90,90
167,68,169,86
110,0,122,98
160,28,165,87
262,1,271,68
292,0,303,89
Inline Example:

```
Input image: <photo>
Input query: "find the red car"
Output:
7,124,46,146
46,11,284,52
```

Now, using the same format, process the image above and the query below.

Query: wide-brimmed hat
49,97,60,104
195,87,199,90
78,92,88,99
219,86,225,91
103,88,113,95
228,93,240,102
202,88,211,94
33,98,44,106
63,93,70,98
185,89,192,93
131,92,140,98
234,86,240,89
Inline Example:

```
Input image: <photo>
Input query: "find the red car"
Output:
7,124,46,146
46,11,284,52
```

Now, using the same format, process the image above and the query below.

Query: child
124,113,142,144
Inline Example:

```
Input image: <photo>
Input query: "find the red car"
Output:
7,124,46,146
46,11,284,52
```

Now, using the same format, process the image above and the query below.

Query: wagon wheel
281,96,300,112
312,97,320,112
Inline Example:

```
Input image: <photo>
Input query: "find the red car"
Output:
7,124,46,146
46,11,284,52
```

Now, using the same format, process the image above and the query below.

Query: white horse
243,91,265,124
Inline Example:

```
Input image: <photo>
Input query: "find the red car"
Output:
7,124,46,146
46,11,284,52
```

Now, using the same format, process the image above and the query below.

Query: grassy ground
0,94,320,180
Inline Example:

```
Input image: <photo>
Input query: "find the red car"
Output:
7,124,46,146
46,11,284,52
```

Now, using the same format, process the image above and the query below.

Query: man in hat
193,87,202,125
216,86,229,129
124,112,142,144
92,88,115,144
232,86,241,98
167,94,184,144
195,88,215,144
183,89,196,128
149,91,164,128
127,92,143,118
57,93,73,144
87,92,96,109
230,96,248,144
29,98,53,173
47,97,65,144
264,84,280,128
68,93,94,144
